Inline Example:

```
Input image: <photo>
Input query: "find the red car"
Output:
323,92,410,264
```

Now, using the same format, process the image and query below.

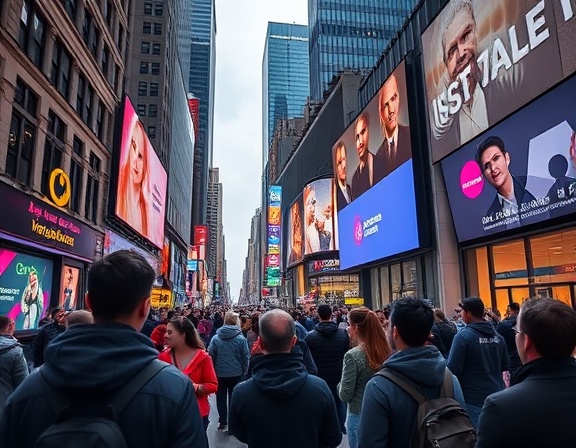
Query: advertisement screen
422,0,576,162
59,265,80,310
103,229,159,274
442,76,576,242
286,195,304,267
0,249,53,331
303,178,337,255
333,61,419,270
194,226,208,246
115,96,167,248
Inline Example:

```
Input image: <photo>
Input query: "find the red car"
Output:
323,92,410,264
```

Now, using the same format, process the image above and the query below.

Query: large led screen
115,96,167,248
0,250,53,331
422,0,576,162
303,178,337,255
333,61,419,270
442,76,576,243
286,195,304,268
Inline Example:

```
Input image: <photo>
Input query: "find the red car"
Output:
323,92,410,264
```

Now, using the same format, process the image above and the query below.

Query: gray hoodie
0,335,28,412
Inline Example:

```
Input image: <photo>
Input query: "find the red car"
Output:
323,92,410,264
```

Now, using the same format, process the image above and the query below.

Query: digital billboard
0,249,53,331
303,178,337,255
333,61,419,270
194,226,208,246
59,265,80,310
114,96,167,248
266,186,282,286
442,76,576,242
286,195,304,268
422,0,576,162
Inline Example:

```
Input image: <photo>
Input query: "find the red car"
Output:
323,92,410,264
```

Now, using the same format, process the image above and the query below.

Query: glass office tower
262,22,309,167
308,0,417,99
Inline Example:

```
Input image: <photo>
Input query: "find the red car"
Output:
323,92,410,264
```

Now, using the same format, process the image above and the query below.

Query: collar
385,126,399,147
511,357,576,386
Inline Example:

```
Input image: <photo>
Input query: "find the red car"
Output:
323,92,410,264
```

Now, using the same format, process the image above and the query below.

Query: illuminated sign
48,169,71,207
308,259,340,274
266,186,282,285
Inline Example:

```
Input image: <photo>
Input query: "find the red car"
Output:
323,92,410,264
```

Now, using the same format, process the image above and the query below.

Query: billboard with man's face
332,61,419,270
422,0,576,162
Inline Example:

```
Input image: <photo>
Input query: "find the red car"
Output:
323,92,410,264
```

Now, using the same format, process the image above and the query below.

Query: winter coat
0,335,28,412
32,321,66,367
208,325,250,378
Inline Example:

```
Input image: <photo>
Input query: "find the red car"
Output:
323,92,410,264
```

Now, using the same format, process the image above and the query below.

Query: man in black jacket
32,307,66,368
496,302,522,378
476,298,576,448
305,304,350,433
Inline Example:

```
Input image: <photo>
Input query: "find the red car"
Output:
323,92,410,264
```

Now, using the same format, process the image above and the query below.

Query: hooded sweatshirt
304,321,350,387
208,324,250,377
229,352,342,448
0,334,28,412
358,346,466,448
447,320,509,405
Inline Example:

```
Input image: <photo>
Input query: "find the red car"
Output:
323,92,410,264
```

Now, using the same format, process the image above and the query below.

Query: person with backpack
358,298,473,448
0,250,207,448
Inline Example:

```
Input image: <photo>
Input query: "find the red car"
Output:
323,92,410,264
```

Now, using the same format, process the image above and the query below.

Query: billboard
114,96,167,248
194,226,208,246
103,229,160,274
0,249,53,331
59,265,80,310
266,186,282,286
422,0,576,162
333,61,419,270
286,195,304,267
303,178,337,255
441,76,576,242
187,96,200,140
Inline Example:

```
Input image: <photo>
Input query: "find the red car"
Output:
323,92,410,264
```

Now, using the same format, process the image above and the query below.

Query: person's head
433,308,447,323
51,307,66,325
28,270,38,288
303,185,316,226
441,0,478,82
0,315,15,335
355,113,370,162
507,302,520,317
515,298,576,363
348,307,391,369
224,311,239,326
317,304,332,321
258,309,296,354
379,74,400,139
335,142,347,185
65,268,74,284
459,297,485,323
85,250,155,329
389,298,434,349
165,317,205,350
240,314,252,332
65,310,94,328
476,136,512,193
129,120,148,187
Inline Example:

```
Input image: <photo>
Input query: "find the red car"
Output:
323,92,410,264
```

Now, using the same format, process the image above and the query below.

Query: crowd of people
0,250,575,447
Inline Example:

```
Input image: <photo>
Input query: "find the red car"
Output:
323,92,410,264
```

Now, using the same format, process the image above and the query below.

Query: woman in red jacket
159,317,218,431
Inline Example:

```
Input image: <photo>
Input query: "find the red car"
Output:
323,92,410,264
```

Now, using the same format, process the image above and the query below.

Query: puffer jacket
304,321,350,387
208,325,250,377
0,335,28,412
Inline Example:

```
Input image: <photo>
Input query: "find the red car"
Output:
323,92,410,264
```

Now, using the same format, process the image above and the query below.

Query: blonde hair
66,310,94,327
224,311,240,326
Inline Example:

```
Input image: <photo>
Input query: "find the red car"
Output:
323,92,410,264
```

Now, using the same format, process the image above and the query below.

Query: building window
152,43,161,55
101,45,110,78
143,22,151,34
69,137,84,214
64,0,77,22
95,101,105,140
148,104,157,117
151,62,160,75
110,63,117,88
104,0,113,27
140,61,149,74
18,0,46,69
144,3,152,14
41,110,66,197
51,39,71,99
91,26,99,58
76,75,93,126
85,86,94,127
82,10,93,46
76,74,85,118
141,41,150,54
153,23,162,35
154,4,163,15
137,104,146,116
84,152,100,222
148,126,156,140
138,81,147,96
150,83,158,96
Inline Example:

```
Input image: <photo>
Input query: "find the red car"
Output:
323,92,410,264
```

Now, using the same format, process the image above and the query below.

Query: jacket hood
315,321,338,336
466,320,497,337
251,352,308,400
0,334,20,353
217,325,242,340
294,321,307,340
42,323,158,392
384,346,447,387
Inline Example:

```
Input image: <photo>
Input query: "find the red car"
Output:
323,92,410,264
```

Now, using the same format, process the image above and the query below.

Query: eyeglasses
512,326,525,336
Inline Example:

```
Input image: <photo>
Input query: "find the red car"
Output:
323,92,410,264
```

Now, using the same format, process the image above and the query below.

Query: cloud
213,0,307,302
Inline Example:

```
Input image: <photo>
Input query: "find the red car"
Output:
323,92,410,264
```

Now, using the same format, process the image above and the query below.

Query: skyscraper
308,0,417,99
262,22,309,167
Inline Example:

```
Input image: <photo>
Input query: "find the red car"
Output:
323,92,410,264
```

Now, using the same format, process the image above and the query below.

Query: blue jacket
229,352,342,448
0,323,207,448
0,335,28,413
447,321,509,405
358,346,466,448
208,325,250,378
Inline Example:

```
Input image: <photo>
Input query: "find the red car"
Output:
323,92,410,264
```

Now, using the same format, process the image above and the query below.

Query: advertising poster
286,195,304,267
303,178,337,255
115,96,167,248
103,229,160,274
59,266,80,310
194,226,208,246
422,0,576,162
266,186,282,285
332,61,419,270
442,76,576,242
0,250,53,331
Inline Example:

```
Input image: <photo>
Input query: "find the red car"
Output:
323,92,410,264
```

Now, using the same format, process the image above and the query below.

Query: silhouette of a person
546,154,576,218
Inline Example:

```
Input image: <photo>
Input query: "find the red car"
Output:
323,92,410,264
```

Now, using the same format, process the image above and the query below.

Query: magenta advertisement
115,96,167,248
0,249,53,331
442,76,576,242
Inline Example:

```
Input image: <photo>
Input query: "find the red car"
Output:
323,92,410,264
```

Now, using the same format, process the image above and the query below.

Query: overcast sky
213,0,308,302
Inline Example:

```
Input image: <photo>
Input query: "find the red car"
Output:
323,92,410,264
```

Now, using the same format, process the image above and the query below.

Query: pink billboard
115,97,167,248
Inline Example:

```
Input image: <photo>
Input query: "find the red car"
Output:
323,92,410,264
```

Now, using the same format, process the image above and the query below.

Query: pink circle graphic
460,160,484,199
353,216,363,246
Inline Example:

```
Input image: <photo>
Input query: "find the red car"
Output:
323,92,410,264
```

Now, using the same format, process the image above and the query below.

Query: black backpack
35,359,169,448
376,367,476,448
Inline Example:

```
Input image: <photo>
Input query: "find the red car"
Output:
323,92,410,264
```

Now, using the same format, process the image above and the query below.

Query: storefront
306,259,360,307
0,181,103,331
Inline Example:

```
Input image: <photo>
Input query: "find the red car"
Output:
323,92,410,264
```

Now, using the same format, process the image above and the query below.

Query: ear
522,333,534,354
84,292,92,311
138,297,151,319
505,151,511,166
291,335,297,348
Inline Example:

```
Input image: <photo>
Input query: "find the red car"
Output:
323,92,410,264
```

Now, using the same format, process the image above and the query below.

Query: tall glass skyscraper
308,0,417,99
262,22,309,167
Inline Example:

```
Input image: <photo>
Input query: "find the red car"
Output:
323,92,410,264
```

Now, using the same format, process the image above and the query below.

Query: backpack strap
440,368,455,399
375,368,427,405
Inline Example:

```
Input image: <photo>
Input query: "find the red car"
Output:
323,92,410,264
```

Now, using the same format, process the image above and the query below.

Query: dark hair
317,304,332,320
460,297,485,319
50,307,63,319
87,250,155,320
508,302,520,313
349,307,391,369
251,313,260,335
168,317,205,350
0,315,11,332
520,298,576,358
259,309,295,354
476,136,506,168
390,298,434,347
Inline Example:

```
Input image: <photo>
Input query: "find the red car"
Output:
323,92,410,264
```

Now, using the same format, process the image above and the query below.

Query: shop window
493,240,527,287
465,247,491,304
390,264,401,300
379,266,391,307
18,0,46,69
51,39,71,99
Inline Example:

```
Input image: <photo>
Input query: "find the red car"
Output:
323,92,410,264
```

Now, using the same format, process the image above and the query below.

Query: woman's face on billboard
129,123,146,185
